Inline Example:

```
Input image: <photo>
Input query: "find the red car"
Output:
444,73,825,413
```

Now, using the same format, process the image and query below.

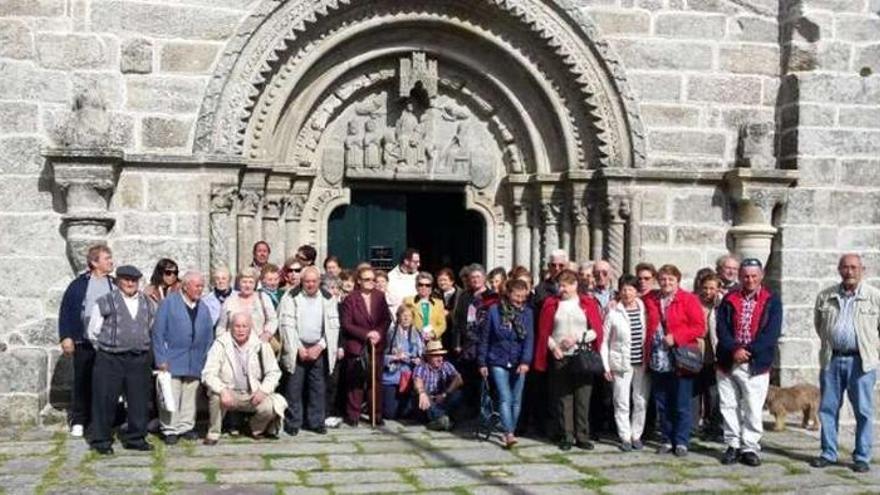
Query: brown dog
764,384,820,431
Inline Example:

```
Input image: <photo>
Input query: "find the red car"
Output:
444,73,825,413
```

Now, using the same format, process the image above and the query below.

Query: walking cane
370,340,377,429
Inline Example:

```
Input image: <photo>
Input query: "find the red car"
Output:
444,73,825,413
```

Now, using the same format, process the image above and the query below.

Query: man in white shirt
387,248,420,314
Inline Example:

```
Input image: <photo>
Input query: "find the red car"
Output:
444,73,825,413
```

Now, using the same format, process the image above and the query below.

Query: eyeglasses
286,267,302,273
360,277,375,282
417,283,432,287
638,276,653,281
550,263,566,268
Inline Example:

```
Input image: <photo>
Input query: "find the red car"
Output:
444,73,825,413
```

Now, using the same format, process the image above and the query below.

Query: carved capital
512,204,530,227
572,202,589,225
49,150,121,213
540,202,562,225
283,194,308,221
724,168,797,225
607,195,632,223
263,197,283,219
210,185,237,213
237,190,263,216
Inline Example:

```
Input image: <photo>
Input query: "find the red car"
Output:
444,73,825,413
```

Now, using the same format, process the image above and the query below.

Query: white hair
548,249,568,264
181,270,204,287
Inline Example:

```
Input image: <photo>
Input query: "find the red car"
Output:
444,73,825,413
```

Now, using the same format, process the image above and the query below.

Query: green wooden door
328,191,407,270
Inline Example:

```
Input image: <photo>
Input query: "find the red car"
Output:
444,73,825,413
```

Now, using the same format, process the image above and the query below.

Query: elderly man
715,258,782,467
387,248,421,315
86,265,155,455
203,267,236,326
58,244,114,438
534,249,568,309
715,254,740,295
278,266,340,435
152,271,215,445
414,341,464,431
202,312,286,445
592,260,615,310
811,254,880,473
577,262,595,294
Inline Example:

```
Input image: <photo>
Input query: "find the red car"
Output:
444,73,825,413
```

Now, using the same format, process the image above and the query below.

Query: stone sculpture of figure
363,119,382,170
396,101,420,168
344,121,363,169
382,129,398,169
442,121,471,175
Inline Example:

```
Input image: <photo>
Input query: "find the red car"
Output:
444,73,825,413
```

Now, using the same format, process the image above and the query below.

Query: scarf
214,287,232,304
499,300,527,340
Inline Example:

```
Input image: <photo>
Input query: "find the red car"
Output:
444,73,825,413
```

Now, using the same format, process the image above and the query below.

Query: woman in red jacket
643,264,705,457
534,270,604,451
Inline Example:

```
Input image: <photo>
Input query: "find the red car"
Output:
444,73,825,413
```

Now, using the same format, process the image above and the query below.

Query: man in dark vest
86,265,155,455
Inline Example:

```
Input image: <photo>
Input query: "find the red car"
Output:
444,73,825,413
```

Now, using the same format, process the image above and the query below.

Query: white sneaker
70,424,84,437
324,416,342,429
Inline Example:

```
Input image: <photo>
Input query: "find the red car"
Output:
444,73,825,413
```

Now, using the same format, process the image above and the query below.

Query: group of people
57,242,877,474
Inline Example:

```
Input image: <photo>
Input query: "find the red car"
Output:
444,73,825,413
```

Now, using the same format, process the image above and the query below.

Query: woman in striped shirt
601,274,650,452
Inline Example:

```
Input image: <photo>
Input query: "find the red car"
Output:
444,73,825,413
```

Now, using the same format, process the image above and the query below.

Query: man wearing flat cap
86,265,156,455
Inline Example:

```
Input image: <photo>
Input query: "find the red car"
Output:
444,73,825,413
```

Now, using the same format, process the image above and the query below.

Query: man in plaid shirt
414,341,464,431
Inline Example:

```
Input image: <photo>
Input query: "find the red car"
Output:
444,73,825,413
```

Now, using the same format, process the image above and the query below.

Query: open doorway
328,188,484,274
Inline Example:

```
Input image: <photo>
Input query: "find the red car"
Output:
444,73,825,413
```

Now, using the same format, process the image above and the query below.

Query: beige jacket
277,289,341,374
814,283,880,372
201,332,287,416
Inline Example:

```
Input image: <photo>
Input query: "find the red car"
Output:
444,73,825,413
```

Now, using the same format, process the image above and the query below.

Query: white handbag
155,371,177,413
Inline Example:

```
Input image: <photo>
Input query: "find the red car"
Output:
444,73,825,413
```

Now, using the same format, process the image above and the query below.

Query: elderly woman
382,304,424,419
601,274,650,452
643,264,705,457
534,269,604,451
201,313,286,444
145,258,180,306
203,267,236,327
339,266,392,426
403,272,446,342
479,279,534,448
216,267,278,341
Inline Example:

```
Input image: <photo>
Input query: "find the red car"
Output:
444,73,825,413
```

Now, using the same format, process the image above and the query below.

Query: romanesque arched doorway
197,0,646,276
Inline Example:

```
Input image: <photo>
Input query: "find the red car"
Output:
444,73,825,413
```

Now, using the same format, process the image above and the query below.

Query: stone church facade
0,0,877,423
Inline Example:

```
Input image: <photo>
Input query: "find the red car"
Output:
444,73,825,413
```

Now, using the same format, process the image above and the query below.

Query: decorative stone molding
46,148,121,273
194,0,645,170
736,122,775,169
606,194,631,277
724,168,798,265
209,184,238,275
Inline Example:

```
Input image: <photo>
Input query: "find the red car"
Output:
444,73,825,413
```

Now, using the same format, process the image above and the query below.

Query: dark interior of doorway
327,188,484,275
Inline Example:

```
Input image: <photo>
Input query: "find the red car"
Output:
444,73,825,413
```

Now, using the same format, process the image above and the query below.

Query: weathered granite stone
91,1,243,41
729,15,778,42
269,457,322,471
141,116,192,149
121,38,152,74
612,39,713,70
586,9,650,34
216,470,299,484
0,61,70,103
0,349,47,394
175,485,277,495
720,44,780,76
0,395,41,425
35,33,114,70
0,0,64,16
0,136,43,175
72,72,123,110
654,12,727,39
687,74,763,105
126,77,206,113
326,453,423,470
160,42,221,73
648,130,727,156
0,20,33,59
639,104,700,127
626,72,682,102
307,470,402,486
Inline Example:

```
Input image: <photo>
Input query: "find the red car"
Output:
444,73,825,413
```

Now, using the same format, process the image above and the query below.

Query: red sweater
534,294,604,372
642,288,705,363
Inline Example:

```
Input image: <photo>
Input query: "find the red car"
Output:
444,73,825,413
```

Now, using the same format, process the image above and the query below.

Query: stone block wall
0,0,877,423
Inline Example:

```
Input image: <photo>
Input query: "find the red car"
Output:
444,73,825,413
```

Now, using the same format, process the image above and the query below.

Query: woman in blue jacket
479,279,535,448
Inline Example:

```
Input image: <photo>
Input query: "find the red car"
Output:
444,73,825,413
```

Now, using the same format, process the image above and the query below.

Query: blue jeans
819,354,877,463
423,390,464,422
653,371,694,448
490,366,526,434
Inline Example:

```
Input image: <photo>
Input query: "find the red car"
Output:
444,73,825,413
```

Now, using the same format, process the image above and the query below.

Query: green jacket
814,283,880,372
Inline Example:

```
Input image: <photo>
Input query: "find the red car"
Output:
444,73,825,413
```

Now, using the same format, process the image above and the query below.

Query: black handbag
673,344,703,374
566,339,605,377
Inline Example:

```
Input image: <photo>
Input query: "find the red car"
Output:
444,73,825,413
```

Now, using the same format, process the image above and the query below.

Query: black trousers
90,350,151,449
70,342,96,427
284,355,326,430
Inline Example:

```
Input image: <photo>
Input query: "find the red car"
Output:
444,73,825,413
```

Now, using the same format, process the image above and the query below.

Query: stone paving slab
306,469,403,486
170,455,264,470
333,482,419,493
215,469,300,484
174,484,277,495
326,452,424,469
413,462,589,489
468,484,598,495
420,446,519,466
269,456,323,471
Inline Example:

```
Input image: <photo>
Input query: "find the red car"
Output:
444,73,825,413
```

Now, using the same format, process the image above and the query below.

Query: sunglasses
164,270,178,276
417,283,432,287
286,267,302,273
741,258,762,268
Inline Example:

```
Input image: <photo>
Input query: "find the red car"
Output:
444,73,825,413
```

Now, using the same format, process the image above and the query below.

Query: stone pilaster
606,194,631,277
261,196,283,263
283,181,310,260
48,149,121,272
508,177,532,270
236,189,263,272
540,202,561,264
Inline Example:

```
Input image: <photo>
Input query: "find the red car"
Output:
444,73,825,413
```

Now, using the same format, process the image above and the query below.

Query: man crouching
201,312,287,445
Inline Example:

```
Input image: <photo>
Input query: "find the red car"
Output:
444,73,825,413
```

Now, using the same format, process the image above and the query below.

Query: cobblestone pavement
0,420,877,494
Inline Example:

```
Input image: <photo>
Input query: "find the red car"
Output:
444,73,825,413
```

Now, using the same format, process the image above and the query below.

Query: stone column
283,194,308,261
572,202,590,263
236,190,262,271
606,195,630,277
590,204,603,263
530,206,542,278
262,197,283,264
512,203,532,269
50,151,121,272
540,202,561,264
560,205,572,259
626,196,642,273
209,185,237,276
